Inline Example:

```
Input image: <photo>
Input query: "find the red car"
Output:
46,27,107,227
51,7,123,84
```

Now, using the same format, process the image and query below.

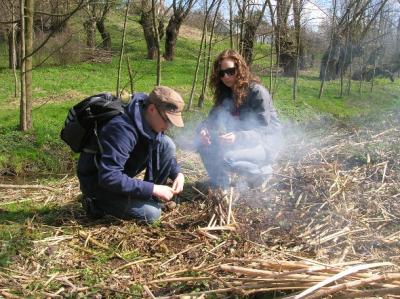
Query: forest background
0,0,399,176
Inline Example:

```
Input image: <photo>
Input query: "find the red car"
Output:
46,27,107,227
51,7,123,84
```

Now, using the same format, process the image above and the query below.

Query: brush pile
0,112,399,298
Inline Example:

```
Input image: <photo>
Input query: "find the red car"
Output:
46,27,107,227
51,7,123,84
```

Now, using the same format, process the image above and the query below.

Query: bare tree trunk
272,18,280,97
274,0,294,77
140,8,156,59
96,20,111,50
238,0,247,55
126,57,135,94
164,0,195,61
84,18,96,49
152,0,162,85
20,0,27,131
242,0,268,65
340,20,350,98
116,0,130,97
24,0,33,130
371,11,384,93
292,0,302,101
228,0,233,49
318,0,336,99
347,41,353,95
164,18,181,61
269,28,274,92
187,0,217,110
359,53,364,95
11,3,18,97
197,0,222,108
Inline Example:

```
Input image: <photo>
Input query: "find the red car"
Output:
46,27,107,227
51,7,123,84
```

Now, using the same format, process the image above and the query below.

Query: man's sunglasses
155,105,172,125
219,67,236,78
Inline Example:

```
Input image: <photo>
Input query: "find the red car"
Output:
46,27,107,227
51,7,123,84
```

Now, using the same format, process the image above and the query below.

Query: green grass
1,11,400,175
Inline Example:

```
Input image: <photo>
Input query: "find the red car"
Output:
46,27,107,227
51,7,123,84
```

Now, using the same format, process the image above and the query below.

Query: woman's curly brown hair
210,49,260,107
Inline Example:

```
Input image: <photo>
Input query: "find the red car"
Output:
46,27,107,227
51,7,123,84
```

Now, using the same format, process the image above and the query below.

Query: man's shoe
80,195,103,219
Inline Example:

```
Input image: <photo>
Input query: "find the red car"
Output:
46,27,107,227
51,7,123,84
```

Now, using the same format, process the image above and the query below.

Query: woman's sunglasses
219,67,236,78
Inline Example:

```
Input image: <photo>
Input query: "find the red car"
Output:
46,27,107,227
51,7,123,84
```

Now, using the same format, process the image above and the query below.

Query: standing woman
197,49,281,189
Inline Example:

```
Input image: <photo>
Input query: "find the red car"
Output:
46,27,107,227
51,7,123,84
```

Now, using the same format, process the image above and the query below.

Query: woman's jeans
198,141,270,188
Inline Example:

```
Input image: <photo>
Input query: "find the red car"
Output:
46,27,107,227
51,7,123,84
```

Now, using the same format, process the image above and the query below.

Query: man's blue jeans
86,136,176,223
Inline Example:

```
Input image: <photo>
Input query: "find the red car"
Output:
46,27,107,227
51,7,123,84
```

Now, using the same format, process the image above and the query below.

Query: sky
164,0,331,29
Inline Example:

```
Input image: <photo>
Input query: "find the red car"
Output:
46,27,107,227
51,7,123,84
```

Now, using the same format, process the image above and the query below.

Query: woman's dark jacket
202,83,281,151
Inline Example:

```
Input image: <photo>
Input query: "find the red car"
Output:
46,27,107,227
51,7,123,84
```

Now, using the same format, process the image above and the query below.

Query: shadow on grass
0,198,123,228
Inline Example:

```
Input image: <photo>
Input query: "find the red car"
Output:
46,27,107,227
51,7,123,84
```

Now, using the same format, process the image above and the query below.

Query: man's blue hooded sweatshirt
77,93,181,201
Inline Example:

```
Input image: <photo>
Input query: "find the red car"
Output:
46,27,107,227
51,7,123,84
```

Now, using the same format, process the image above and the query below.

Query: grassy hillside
0,12,400,176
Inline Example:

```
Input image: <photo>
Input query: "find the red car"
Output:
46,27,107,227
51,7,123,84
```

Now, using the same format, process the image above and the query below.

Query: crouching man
77,86,185,223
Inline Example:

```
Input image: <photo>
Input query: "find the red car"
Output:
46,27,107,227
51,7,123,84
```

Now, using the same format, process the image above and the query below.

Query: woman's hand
219,132,236,144
200,129,211,145
172,173,185,194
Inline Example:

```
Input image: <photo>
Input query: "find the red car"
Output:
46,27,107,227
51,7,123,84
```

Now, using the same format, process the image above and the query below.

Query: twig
0,183,57,192
191,186,207,199
112,258,156,274
160,244,203,267
78,230,109,250
227,187,233,224
143,285,156,298
198,226,236,231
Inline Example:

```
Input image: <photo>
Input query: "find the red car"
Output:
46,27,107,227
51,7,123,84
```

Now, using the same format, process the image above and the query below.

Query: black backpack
60,93,125,153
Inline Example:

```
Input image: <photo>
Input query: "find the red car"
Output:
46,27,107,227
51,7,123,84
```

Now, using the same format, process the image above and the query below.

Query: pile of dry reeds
148,259,400,298
0,113,399,298
195,188,237,240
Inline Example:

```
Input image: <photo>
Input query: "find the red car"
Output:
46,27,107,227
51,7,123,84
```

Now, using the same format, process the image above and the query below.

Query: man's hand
153,185,176,202
219,132,236,144
172,173,185,194
200,129,211,145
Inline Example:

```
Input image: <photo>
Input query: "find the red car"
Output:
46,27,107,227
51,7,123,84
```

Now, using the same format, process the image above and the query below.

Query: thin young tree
197,0,222,108
228,0,234,48
152,0,162,85
340,13,350,97
11,1,18,97
20,0,27,131
187,0,218,110
347,37,353,95
236,0,247,54
318,0,337,99
24,0,33,130
292,0,304,101
116,0,130,96
370,10,385,92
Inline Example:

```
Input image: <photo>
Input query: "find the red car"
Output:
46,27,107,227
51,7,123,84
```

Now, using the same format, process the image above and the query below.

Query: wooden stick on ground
286,262,394,299
0,183,57,192
142,285,156,298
